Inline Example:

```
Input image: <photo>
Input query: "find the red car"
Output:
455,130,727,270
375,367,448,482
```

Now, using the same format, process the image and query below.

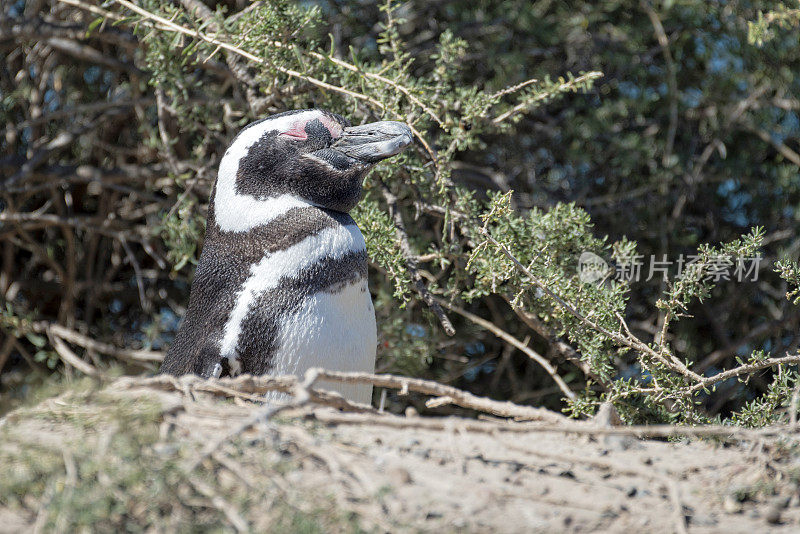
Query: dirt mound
1,375,799,532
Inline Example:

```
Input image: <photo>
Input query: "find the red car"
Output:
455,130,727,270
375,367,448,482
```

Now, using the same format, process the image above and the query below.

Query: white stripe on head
214,111,323,232
219,222,367,358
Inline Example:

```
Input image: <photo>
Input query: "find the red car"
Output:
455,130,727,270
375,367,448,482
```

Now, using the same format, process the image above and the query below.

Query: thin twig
47,326,103,377
492,72,603,124
501,296,607,385
4,123,93,187
43,322,163,363
751,126,800,167
378,178,455,336
155,88,181,176
120,237,150,313
434,297,575,399
490,78,539,99
692,353,800,394
641,0,678,166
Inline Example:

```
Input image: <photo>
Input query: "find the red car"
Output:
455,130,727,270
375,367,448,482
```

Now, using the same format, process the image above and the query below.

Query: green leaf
86,17,105,37
25,332,47,348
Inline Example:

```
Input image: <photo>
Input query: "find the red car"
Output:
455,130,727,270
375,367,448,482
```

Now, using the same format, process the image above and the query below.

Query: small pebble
387,466,412,485
723,495,742,514
766,496,790,525
689,513,718,527
765,506,782,525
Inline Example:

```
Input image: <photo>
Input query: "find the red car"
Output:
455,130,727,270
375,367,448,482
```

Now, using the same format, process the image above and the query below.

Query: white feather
271,279,377,404
220,223,367,360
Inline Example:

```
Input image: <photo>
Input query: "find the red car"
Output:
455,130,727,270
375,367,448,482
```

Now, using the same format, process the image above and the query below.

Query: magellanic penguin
160,109,413,404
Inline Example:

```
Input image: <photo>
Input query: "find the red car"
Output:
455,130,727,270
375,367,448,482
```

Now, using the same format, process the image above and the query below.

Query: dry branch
311,369,566,421
435,296,575,399
47,327,102,377
47,323,163,363
114,368,567,422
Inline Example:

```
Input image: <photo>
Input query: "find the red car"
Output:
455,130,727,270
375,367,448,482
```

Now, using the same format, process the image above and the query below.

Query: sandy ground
2,378,800,533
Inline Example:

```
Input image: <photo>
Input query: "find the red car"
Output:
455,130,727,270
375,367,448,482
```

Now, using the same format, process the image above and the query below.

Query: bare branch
435,297,576,400
378,178,456,336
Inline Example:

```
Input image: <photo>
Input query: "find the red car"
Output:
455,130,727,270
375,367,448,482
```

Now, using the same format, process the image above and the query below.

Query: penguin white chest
218,218,377,403
272,279,377,403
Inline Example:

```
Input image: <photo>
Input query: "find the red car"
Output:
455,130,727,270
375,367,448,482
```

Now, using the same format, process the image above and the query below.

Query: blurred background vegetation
2,0,800,425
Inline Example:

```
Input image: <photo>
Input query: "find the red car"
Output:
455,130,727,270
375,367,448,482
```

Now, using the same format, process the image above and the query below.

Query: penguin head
216,109,413,215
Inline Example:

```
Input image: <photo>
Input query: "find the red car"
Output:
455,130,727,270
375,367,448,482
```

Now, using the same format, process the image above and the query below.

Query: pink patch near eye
280,121,309,139
280,115,342,139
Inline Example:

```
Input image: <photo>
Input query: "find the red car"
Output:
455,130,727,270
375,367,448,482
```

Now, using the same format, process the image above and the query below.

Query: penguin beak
332,121,413,163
